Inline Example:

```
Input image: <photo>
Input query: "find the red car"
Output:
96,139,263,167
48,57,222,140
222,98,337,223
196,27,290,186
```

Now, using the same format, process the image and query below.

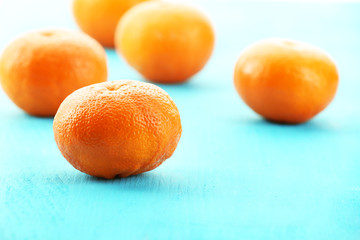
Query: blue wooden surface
1,1,360,239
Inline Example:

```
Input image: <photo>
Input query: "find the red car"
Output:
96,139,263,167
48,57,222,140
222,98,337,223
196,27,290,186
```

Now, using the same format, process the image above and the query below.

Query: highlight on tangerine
115,1,215,84
233,38,339,124
53,80,182,179
0,29,107,117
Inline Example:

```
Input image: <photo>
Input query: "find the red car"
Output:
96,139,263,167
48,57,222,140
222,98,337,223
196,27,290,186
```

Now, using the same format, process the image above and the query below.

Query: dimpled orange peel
53,80,182,179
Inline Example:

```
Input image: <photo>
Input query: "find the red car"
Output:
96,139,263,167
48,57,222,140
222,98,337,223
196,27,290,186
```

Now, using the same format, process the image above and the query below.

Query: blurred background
1,0,360,121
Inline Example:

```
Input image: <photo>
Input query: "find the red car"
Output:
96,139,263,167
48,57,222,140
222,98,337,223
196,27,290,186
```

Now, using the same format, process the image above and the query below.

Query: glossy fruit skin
0,30,107,117
53,80,182,179
73,0,150,48
234,39,339,124
115,1,215,84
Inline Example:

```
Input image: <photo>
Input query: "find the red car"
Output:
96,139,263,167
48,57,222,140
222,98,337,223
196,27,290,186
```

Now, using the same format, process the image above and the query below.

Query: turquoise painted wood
1,1,360,239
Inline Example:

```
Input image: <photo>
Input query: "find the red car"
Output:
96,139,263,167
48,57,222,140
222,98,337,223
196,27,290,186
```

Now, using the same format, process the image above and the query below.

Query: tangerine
115,1,215,84
53,80,182,179
234,38,339,124
72,0,150,47
0,29,107,117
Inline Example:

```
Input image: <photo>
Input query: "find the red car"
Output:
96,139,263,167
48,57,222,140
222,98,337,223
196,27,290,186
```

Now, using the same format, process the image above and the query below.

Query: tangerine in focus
234,38,339,124
53,80,182,179
72,0,150,47
0,29,107,117
115,1,215,84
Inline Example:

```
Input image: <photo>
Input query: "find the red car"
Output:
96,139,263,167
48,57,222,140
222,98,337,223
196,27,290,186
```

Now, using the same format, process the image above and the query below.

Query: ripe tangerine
0,29,107,117
115,1,215,84
53,80,182,179
234,38,339,124
72,0,150,47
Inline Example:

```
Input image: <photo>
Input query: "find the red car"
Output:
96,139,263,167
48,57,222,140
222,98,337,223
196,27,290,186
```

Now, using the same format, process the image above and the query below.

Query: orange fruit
234,38,339,124
72,0,150,48
115,1,215,84
53,80,182,179
0,29,107,117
